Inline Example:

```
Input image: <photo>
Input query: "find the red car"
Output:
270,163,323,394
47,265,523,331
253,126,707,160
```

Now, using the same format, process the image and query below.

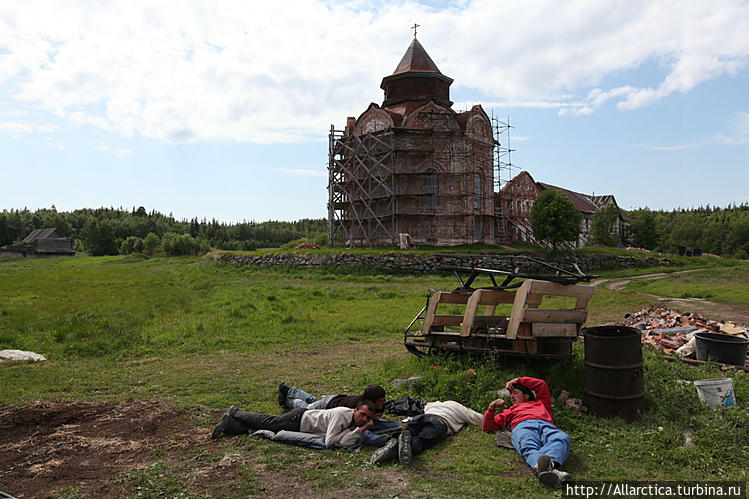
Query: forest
0,206,327,256
627,204,749,259
0,203,747,257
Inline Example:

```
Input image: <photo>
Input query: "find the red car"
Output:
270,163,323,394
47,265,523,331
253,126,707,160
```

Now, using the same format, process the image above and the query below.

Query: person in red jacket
483,377,572,487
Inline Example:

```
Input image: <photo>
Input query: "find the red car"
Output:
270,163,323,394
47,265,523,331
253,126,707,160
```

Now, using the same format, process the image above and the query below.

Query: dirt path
592,269,749,326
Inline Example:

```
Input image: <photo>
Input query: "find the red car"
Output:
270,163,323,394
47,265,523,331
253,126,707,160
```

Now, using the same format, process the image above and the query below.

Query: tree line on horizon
0,206,327,256
0,203,747,258
627,204,749,258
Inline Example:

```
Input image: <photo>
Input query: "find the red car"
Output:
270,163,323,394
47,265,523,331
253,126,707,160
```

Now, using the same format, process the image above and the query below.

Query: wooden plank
575,294,591,310
512,338,537,353
522,309,588,323
436,292,472,304
421,292,441,334
526,293,543,308
527,280,595,299
460,289,482,337
532,322,578,337
517,322,533,338
506,280,531,339
425,330,463,337
475,290,517,305
431,315,464,326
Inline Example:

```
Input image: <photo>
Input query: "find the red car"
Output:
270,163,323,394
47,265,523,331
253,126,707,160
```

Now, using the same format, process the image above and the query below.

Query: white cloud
0,121,33,134
648,144,693,151
275,168,326,177
714,112,749,145
94,144,132,157
1,0,748,143
56,143,69,151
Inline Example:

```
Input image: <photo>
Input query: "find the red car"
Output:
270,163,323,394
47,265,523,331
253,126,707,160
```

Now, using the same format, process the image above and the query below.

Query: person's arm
463,406,484,426
324,409,363,448
517,377,551,413
481,399,508,432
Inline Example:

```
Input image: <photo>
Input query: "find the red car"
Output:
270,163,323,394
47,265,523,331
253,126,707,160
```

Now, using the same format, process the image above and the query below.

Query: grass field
1,255,747,497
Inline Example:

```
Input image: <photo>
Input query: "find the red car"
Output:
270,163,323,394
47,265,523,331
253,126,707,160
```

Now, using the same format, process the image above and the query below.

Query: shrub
120,236,144,255
161,232,200,256
143,232,161,254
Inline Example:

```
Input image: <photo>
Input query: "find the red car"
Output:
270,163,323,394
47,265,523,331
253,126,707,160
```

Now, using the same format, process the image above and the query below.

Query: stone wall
213,251,670,274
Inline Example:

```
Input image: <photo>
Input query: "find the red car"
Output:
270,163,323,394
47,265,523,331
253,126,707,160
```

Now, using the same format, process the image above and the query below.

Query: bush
143,232,161,254
161,232,201,256
120,236,144,255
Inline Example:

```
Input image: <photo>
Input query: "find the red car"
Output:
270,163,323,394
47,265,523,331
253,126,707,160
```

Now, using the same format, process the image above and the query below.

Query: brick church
327,37,495,247
327,38,626,248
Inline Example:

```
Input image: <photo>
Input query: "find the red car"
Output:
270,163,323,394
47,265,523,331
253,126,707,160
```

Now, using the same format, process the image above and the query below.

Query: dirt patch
0,400,185,498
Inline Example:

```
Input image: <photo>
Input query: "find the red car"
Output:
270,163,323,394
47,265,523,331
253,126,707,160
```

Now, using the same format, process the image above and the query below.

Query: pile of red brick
612,307,748,366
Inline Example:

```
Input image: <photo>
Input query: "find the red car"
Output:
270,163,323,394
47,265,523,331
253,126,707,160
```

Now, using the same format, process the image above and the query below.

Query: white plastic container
694,378,735,407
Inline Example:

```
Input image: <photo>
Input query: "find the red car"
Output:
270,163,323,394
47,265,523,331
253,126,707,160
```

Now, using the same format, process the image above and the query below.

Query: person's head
510,382,536,405
353,399,376,427
362,384,386,416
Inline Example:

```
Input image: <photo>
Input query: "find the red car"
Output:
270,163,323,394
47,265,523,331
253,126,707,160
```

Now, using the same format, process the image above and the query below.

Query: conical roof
380,37,453,112
391,38,442,75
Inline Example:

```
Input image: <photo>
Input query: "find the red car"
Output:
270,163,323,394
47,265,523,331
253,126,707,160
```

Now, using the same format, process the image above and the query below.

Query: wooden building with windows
0,228,75,258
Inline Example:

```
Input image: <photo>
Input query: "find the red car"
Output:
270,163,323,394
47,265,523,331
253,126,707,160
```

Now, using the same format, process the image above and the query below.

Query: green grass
623,265,749,308
1,255,748,497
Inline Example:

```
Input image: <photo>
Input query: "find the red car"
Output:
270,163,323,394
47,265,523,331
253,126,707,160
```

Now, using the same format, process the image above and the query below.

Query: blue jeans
284,386,335,410
511,419,570,469
372,418,402,435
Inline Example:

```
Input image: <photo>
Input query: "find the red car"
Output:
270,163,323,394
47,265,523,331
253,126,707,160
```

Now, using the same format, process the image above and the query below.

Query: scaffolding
328,109,495,248
492,114,516,244
328,125,396,247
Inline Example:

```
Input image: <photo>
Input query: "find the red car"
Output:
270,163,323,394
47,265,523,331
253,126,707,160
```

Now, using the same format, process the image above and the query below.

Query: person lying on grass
211,400,376,449
278,381,401,438
482,377,572,487
370,400,483,466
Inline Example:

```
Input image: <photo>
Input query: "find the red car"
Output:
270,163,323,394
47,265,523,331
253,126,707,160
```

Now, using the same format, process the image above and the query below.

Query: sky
1,0,748,223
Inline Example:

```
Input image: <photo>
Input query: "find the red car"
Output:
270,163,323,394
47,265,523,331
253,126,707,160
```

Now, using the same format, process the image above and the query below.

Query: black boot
278,382,290,407
211,406,253,439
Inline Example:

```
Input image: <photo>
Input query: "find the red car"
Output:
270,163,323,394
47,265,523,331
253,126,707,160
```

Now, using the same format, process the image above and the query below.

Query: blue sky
1,0,748,223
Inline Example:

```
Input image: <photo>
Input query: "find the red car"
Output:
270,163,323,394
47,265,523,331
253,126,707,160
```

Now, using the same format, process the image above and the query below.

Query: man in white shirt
371,400,482,466
211,400,376,449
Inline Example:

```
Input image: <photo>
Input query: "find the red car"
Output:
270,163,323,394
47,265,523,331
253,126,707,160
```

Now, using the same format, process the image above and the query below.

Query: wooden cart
404,264,595,358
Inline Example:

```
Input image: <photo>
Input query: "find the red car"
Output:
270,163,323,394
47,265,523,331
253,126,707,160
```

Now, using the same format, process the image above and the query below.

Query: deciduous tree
530,189,581,251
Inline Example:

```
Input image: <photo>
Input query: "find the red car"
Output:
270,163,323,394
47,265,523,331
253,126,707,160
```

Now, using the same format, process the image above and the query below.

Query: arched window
423,170,438,208
474,173,482,211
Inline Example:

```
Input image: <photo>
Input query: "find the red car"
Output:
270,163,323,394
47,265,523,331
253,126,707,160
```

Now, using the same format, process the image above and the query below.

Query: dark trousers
225,408,306,435
405,414,449,455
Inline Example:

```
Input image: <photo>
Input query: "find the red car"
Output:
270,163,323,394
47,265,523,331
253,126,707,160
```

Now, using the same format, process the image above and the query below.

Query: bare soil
0,400,184,498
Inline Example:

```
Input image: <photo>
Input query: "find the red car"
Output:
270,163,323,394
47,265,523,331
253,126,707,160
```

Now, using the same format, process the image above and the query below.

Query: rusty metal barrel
583,326,645,421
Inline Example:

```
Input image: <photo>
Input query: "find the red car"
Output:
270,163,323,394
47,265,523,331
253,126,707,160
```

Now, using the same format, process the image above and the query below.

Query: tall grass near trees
1,256,747,496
